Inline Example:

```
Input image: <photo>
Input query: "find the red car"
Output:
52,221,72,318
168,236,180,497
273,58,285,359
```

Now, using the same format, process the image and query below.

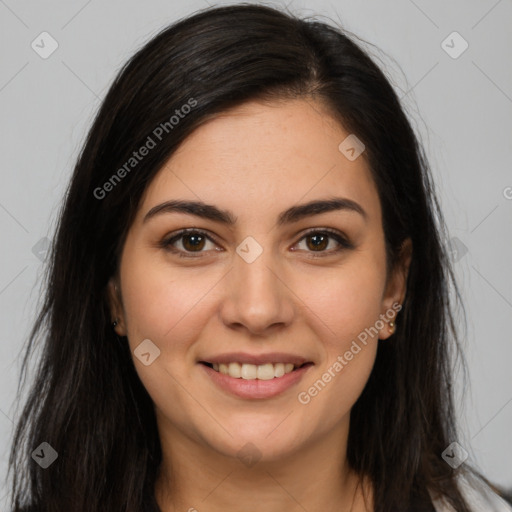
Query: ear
378,238,412,340
107,277,126,336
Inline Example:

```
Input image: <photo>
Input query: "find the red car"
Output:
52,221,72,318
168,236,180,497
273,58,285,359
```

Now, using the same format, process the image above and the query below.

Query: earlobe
378,318,397,341
107,278,126,336
379,238,412,340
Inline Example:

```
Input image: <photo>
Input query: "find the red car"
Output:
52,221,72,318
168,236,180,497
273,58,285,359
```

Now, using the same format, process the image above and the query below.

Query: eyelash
159,228,353,259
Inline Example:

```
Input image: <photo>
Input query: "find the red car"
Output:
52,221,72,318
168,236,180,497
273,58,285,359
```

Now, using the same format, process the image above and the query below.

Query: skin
108,97,412,512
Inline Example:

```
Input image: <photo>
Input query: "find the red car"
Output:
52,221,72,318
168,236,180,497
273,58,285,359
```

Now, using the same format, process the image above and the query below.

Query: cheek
298,254,386,341
297,285,380,425
119,245,212,346
294,254,385,412
118,248,210,423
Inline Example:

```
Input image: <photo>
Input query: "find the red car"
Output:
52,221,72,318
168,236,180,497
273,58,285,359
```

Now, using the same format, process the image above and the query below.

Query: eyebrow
143,196,367,226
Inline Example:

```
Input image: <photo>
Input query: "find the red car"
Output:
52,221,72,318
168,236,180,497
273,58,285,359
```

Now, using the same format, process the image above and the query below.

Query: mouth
199,361,313,380
198,359,314,399
200,361,313,380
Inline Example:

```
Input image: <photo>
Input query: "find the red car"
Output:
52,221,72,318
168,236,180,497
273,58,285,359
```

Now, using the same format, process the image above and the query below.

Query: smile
204,362,299,380
199,361,314,399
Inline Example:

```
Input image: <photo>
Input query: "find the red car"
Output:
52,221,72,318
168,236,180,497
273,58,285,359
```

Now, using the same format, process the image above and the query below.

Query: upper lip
199,352,311,366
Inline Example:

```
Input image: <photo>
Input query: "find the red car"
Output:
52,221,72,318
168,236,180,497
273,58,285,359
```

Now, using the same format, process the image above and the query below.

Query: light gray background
1,0,511,505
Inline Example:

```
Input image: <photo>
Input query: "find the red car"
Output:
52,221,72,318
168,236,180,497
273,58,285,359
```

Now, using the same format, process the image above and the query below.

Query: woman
7,4,511,512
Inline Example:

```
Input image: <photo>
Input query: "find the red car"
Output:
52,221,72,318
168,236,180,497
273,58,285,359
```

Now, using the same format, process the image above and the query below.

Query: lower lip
199,363,313,399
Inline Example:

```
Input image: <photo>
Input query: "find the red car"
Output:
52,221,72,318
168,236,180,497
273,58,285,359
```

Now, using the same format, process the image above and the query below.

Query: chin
205,423,306,463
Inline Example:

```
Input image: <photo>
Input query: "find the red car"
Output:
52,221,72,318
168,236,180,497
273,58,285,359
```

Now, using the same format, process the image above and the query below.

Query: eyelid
160,228,221,257
293,227,354,257
160,227,353,257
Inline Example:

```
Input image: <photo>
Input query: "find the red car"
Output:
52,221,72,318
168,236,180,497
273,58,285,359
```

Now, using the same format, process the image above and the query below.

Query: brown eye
181,233,206,252
161,227,352,259
160,229,218,258
305,233,329,251
294,229,353,257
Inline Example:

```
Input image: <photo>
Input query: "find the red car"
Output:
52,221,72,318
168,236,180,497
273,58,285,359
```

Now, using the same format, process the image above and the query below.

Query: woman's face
109,98,410,463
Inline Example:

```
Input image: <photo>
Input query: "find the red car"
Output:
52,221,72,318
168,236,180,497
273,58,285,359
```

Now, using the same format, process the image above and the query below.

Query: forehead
138,98,380,225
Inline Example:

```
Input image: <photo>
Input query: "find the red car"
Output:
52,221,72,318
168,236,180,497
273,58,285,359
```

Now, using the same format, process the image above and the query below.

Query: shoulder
431,473,512,512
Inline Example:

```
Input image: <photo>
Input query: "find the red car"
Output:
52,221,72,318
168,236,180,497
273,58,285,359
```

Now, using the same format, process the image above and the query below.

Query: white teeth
274,363,285,378
241,364,257,380
256,363,275,380
228,362,241,378
210,361,300,380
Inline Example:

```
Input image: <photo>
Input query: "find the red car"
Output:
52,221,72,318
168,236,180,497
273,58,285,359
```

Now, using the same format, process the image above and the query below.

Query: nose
219,242,295,336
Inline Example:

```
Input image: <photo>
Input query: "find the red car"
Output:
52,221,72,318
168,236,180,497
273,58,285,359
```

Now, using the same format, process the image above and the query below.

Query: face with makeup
108,97,411,471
